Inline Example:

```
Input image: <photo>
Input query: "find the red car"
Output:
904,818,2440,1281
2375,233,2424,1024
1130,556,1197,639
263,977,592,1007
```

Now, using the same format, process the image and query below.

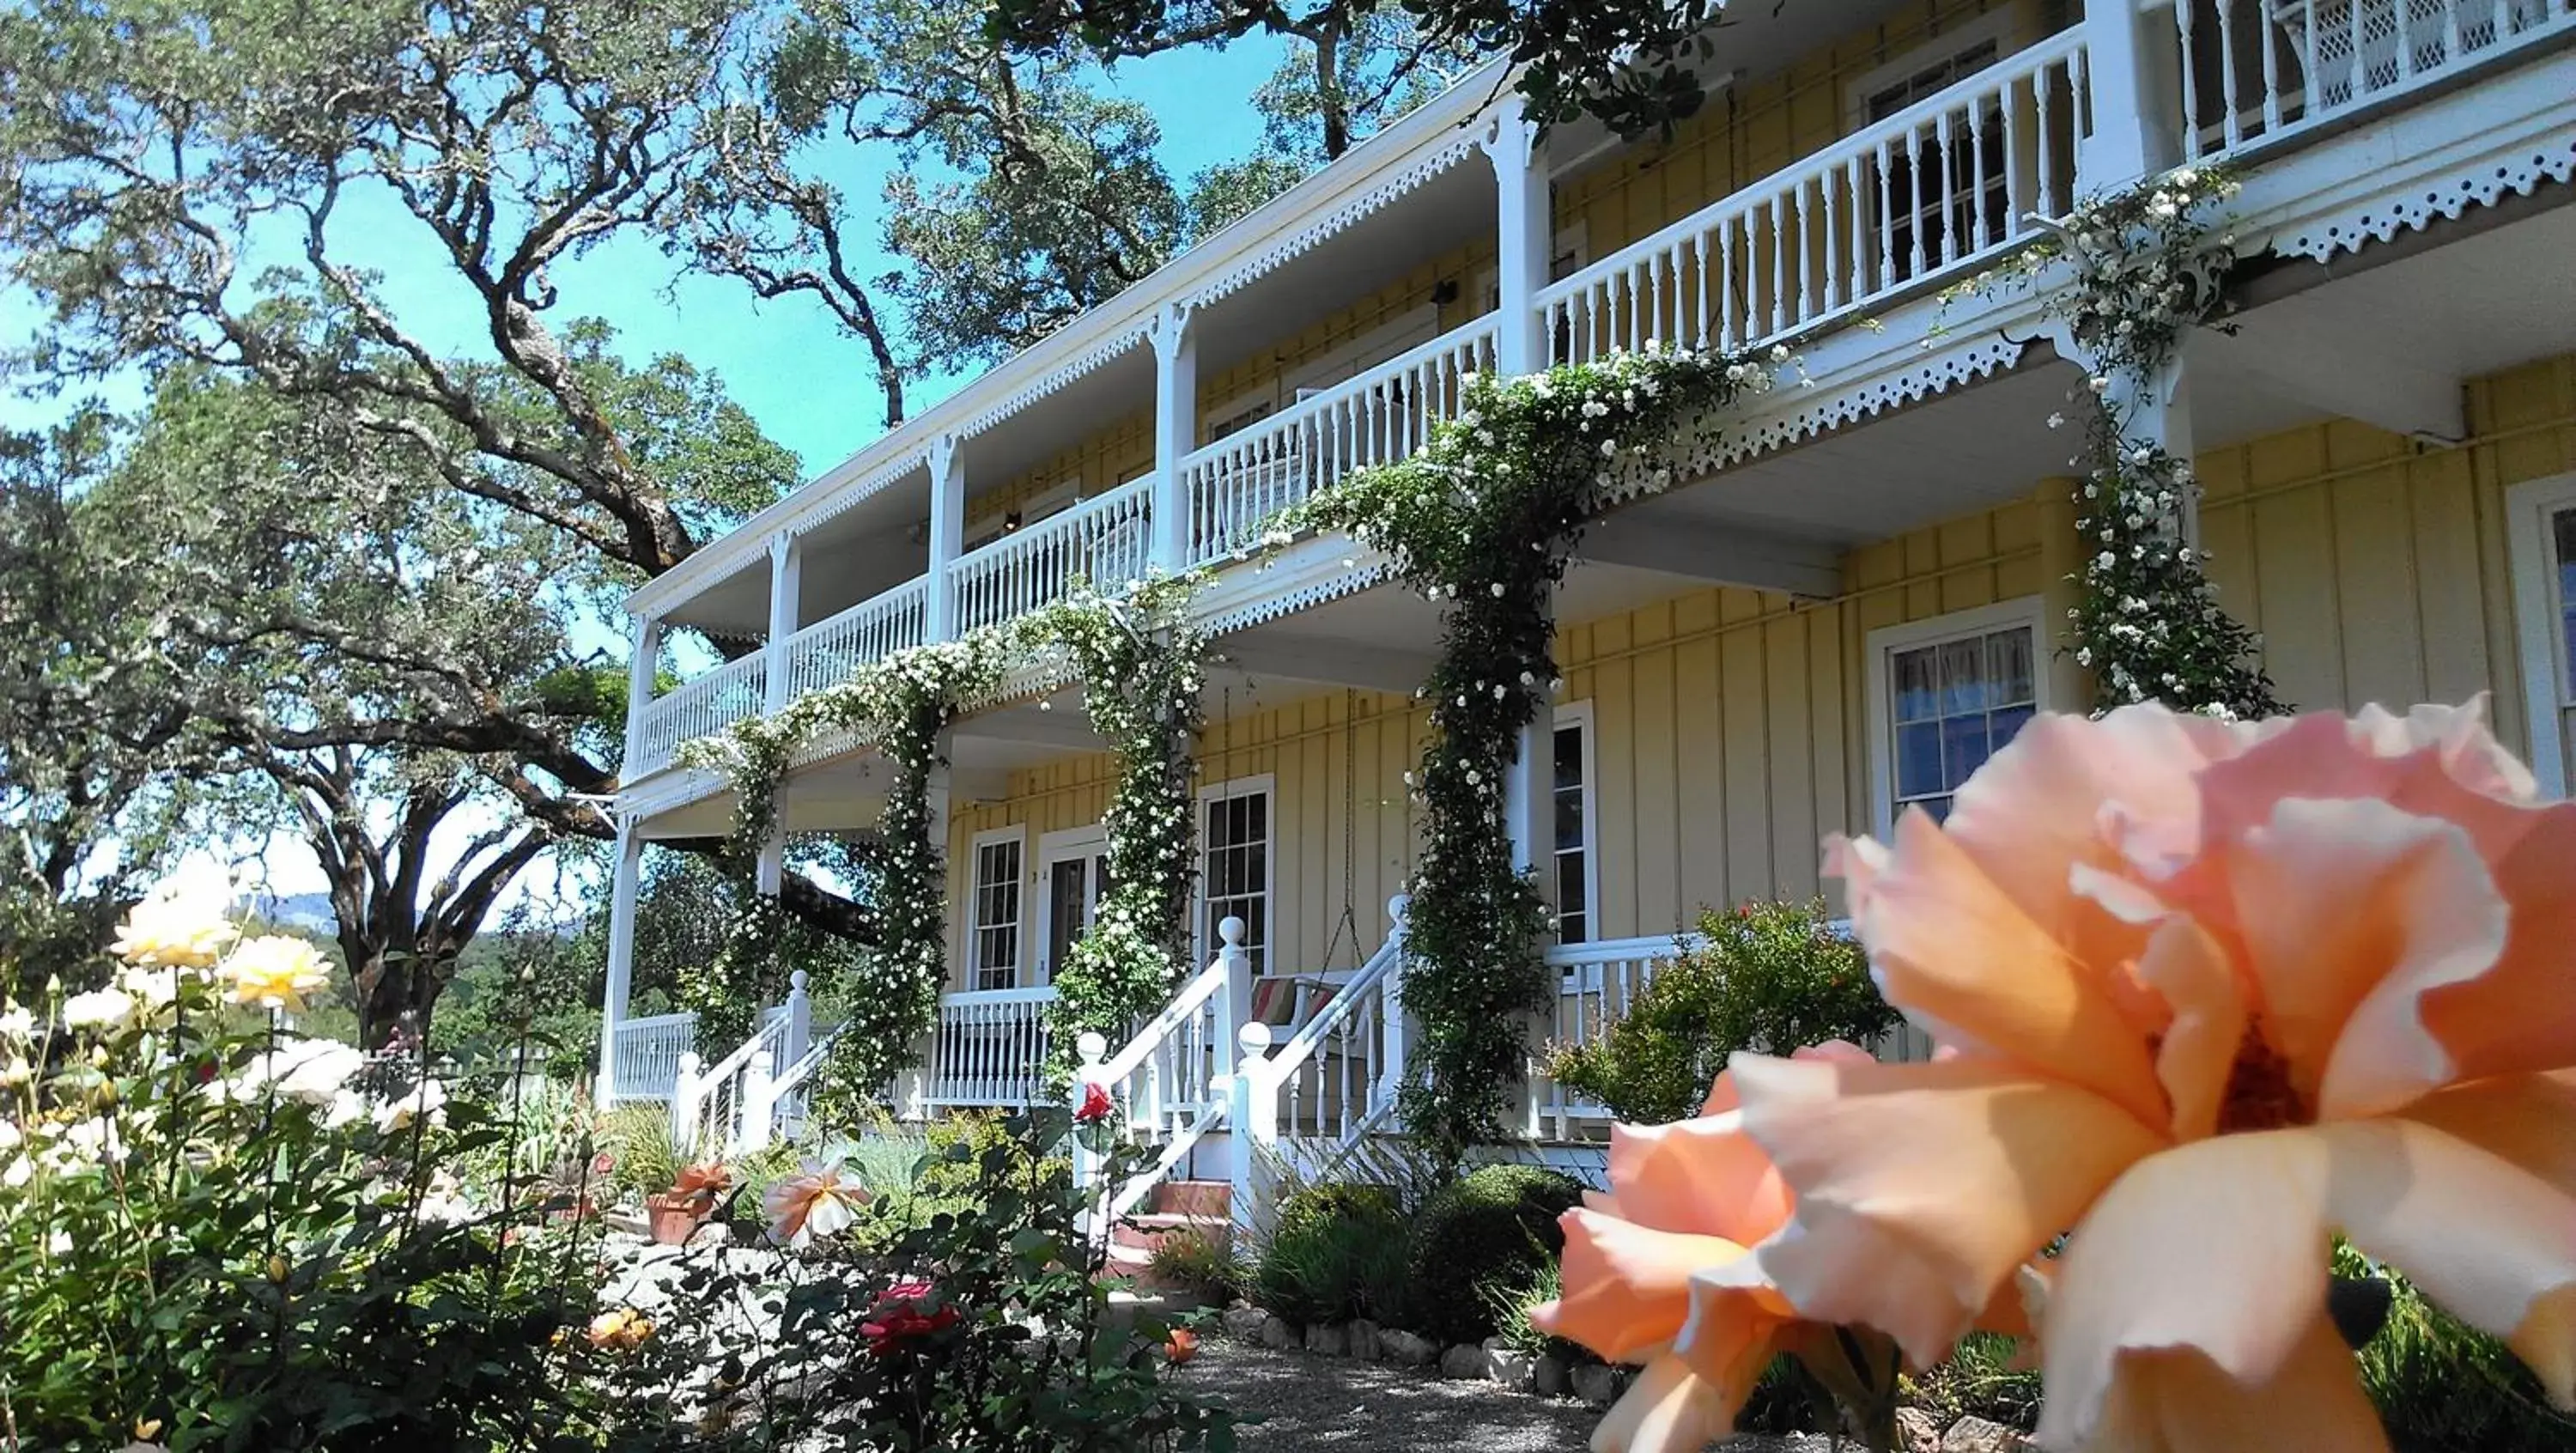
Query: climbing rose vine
1279,342,1783,1163
683,577,1208,1111
1960,162,2284,720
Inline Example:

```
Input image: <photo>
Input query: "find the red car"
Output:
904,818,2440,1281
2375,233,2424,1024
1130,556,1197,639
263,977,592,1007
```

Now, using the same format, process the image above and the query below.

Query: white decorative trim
2274,132,2576,259
1197,556,1393,637
2224,45,2576,262
954,318,1157,441
1185,131,1485,307
1716,336,2029,472
802,448,933,531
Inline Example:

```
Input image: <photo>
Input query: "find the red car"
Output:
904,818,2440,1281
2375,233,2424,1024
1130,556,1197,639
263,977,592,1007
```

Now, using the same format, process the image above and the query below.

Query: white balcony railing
787,577,928,697
927,986,1060,1108
2174,0,2573,158
631,649,769,778
951,480,1155,636
606,1012,696,1103
1539,30,2090,366
1182,319,1499,567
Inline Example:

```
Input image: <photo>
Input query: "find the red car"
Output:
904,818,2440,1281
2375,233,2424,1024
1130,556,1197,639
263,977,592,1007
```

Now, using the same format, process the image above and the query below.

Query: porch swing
1242,690,1369,1044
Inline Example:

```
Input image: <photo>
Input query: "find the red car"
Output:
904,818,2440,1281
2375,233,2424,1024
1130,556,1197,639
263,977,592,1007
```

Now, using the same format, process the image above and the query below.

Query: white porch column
623,612,662,767
756,532,803,895
765,531,803,712
1481,94,1549,376
1150,301,1199,572
2105,358,2203,544
2078,0,2185,193
925,436,966,643
594,818,644,1103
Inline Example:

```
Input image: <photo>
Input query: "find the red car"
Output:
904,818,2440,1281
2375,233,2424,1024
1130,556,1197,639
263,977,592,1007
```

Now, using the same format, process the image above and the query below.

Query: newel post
740,1048,778,1156
671,1050,703,1155
1228,1022,1278,1237
1213,915,1251,1080
782,969,814,1073
1377,893,1413,1097
1070,1030,1111,1197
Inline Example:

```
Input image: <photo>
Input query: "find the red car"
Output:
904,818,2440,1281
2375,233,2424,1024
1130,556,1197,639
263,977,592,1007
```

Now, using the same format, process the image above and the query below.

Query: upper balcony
621,0,2576,798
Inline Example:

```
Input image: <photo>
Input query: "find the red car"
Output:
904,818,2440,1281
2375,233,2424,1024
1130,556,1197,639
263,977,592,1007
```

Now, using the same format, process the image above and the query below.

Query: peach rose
1530,1043,1871,1453
1722,702,2576,1452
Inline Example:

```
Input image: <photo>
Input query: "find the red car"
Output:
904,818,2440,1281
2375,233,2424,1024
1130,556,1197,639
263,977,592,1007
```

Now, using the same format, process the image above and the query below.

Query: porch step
1155,1179,1232,1219
1110,1211,1235,1256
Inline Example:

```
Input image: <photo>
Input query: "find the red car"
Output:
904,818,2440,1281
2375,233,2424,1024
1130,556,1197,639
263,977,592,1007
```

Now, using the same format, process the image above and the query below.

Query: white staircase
1071,897,1414,1236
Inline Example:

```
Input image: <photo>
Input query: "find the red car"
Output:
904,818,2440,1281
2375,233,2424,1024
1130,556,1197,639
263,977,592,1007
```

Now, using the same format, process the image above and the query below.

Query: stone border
1208,1304,2040,1453
1212,1304,1627,1407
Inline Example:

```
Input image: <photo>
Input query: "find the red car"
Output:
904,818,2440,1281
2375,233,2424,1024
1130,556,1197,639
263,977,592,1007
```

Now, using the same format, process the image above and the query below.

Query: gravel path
1176,1338,1838,1453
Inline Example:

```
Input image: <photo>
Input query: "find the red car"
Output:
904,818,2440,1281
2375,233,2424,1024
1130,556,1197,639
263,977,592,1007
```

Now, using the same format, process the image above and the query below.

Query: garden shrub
1253,1189,1410,1328
1546,899,1898,1125
919,1109,1071,1202
1147,1226,1251,1303
659,1107,1237,1451
600,1099,686,1201
2337,1243,2576,1450
0,895,661,1451
1402,1163,1585,1344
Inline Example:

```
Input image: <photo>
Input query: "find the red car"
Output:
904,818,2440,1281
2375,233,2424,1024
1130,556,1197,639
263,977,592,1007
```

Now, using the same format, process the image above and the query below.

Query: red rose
1075,1081,1113,1123
860,1281,959,1355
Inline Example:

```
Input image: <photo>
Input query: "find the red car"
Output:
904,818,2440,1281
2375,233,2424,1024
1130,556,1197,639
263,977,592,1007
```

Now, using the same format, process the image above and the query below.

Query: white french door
1035,827,1112,986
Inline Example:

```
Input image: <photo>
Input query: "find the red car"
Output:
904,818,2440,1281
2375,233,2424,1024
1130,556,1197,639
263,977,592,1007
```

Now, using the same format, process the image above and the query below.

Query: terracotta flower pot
644,1191,712,1245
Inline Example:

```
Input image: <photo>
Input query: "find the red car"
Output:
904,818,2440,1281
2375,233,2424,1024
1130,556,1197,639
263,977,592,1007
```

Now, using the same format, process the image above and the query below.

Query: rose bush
0,885,669,1451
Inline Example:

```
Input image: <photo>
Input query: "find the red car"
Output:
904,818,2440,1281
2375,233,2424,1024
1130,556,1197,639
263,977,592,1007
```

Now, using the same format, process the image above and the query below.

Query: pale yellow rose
109,891,238,970
222,935,331,1012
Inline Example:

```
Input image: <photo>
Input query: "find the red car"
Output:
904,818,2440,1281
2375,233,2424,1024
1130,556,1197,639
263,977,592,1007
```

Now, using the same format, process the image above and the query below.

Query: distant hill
248,891,337,934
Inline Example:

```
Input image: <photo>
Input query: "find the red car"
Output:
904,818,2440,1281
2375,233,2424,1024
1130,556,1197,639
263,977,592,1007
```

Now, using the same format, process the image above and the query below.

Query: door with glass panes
2506,474,2576,797
1036,830,1113,986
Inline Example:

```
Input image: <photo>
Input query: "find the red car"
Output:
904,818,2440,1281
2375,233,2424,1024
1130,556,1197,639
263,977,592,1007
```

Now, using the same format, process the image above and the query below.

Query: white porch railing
927,986,1060,1109
607,1012,696,1103
951,479,1155,635
1182,319,1498,567
672,1006,795,1158
1236,896,1411,1170
2175,0,2573,159
631,650,769,778
787,578,928,697
1069,918,1253,1226
1529,934,1682,1139
1539,30,2090,367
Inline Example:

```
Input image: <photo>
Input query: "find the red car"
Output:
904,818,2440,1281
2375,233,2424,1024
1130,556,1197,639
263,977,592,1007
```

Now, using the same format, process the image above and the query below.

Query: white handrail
608,1013,696,1103
950,477,1154,635
927,986,1060,1109
631,650,769,777
1181,318,1498,566
787,577,928,696
1069,919,1252,1229
673,1012,793,1156
1233,896,1411,1182
1536,29,2092,364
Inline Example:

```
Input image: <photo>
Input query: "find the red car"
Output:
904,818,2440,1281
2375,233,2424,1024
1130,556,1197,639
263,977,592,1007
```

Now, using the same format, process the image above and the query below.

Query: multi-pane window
1552,716,1592,945
1200,784,1270,976
1887,623,2038,824
970,834,1024,991
1859,33,2009,283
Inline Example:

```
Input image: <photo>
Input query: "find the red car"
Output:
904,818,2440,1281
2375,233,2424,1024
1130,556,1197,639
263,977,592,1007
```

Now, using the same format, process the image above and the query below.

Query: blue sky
4,39,1293,478
5,35,1295,911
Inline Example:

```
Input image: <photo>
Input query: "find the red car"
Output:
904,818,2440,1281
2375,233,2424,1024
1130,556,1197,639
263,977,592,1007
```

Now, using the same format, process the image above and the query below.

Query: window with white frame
1198,777,1272,976
969,828,1025,991
1552,702,1598,945
1868,599,2045,830
2505,472,2576,798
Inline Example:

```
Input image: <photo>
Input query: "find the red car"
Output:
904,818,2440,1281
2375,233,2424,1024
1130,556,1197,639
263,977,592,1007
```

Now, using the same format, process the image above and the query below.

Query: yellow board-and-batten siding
962,0,2055,541
944,350,2576,986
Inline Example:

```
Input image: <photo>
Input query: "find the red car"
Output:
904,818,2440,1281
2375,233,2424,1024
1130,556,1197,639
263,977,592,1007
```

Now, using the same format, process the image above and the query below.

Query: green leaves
1279,346,1773,1160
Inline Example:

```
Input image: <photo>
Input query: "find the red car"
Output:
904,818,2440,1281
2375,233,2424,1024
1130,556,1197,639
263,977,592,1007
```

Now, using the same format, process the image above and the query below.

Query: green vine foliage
1281,343,1779,1163
681,578,1211,1113
1960,163,2285,720
1035,581,1208,1084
